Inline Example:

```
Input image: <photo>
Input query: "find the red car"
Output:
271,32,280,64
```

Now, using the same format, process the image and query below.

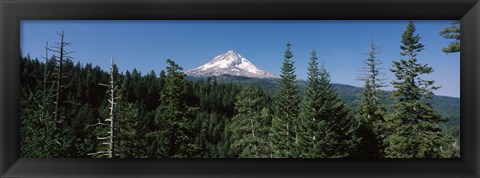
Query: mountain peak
185,51,278,78
211,50,244,64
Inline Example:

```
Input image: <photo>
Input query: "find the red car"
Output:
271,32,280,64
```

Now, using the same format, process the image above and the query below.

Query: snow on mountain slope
185,50,278,78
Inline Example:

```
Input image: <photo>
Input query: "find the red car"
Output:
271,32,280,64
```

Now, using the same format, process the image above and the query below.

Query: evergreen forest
20,21,460,158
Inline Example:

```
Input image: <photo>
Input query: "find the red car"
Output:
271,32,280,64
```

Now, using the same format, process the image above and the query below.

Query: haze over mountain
185,50,279,78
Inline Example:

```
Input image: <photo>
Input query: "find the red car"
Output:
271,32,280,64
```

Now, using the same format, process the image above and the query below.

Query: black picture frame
1,0,479,177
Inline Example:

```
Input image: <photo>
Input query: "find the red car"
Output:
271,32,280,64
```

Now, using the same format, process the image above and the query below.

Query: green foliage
149,59,198,158
191,78,250,158
270,42,301,158
314,64,359,158
439,20,460,54
440,125,460,158
20,55,75,157
115,102,142,158
20,87,73,158
229,86,271,158
297,49,324,158
386,21,450,158
354,35,387,158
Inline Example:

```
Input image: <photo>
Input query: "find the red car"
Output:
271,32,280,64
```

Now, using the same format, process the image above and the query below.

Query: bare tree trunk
48,31,75,130
88,57,117,158
53,32,64,130
108,57,116,158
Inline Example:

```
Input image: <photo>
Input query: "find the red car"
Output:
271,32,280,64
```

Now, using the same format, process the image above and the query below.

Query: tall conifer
270,42,301,158
153,59,197,158
355,35,387,158
315,63,358,158
386,21,449,158
298,49,323,158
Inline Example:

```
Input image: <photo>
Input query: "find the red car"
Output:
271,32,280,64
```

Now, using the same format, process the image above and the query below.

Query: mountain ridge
185,74,459,99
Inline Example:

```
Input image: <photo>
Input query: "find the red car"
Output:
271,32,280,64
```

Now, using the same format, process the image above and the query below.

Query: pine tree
297,49,323,158
229,86,270,158
315,63,358,158
20,73,72,158
115,102,141,158
355,35,387,158
20,88,57,158
151,59,197,158
21,33,76,157
270,42,301,158
439,20,460,54
191,79,245,158
386,21,449,158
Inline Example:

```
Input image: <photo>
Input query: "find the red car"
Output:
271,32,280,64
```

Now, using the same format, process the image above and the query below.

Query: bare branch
84,121,109,130
98,83,109,87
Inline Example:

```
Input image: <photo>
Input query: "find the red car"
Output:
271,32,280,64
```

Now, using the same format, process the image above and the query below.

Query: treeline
20,21,459,158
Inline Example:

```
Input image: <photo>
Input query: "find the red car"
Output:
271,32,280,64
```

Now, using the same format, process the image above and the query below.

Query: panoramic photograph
20,20,460,158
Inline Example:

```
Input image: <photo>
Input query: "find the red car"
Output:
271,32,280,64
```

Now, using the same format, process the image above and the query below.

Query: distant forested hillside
187,74,460,127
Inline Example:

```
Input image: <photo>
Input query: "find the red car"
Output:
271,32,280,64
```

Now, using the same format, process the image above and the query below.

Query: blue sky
21,20,460,97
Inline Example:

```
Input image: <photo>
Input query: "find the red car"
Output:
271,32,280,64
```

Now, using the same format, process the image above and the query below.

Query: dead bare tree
87,57,118,158
47,31,74,130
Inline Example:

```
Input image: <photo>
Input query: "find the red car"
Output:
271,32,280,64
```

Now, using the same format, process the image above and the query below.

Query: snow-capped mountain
185,50,279,78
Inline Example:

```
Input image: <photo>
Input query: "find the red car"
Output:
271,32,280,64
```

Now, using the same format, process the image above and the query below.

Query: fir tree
270,42,301,158
386,21,449,158
354,35,387,158
151,59,198,158
298,49,323,158
20,53,73,157
439,20,460,54
229,86,270,158
20,80,72,158
115,102,141,158
315,63,358,158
